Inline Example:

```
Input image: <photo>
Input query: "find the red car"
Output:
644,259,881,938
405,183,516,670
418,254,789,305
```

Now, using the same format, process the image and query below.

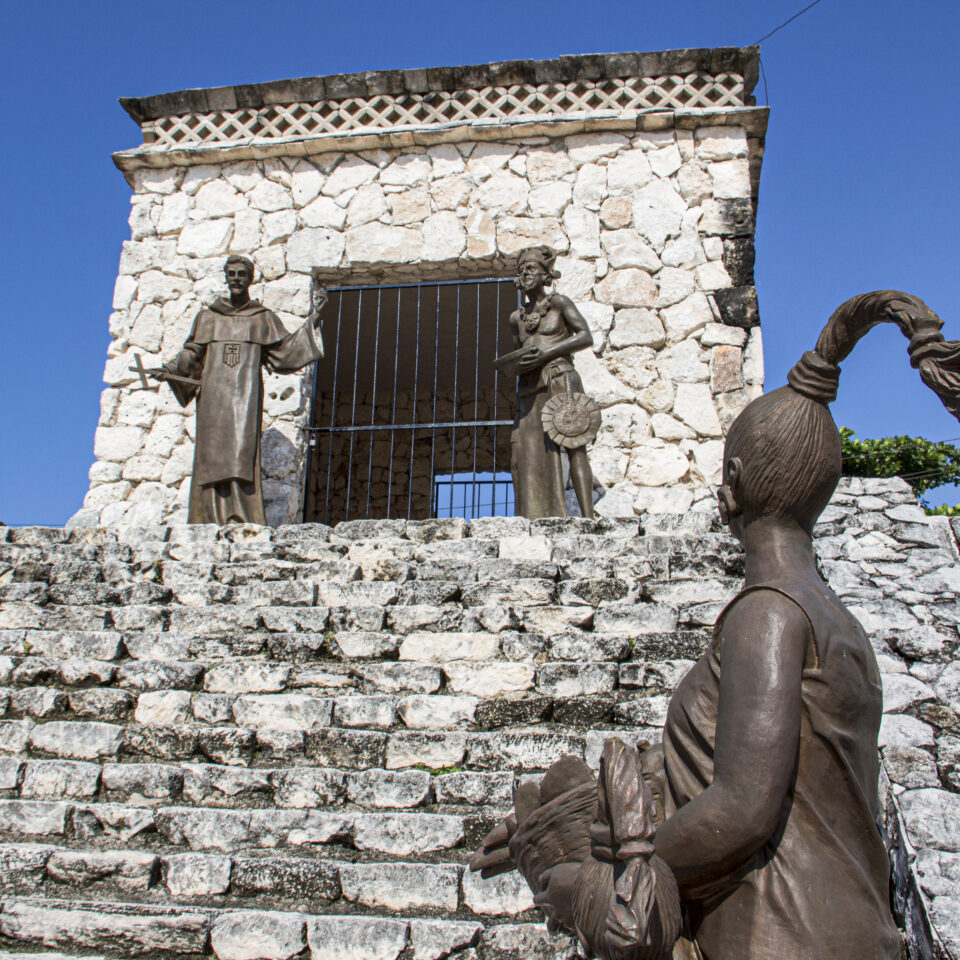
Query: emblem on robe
223,343,241,367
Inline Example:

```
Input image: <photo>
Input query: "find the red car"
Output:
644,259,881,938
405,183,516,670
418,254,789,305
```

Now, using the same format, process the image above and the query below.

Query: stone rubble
1,477,959,956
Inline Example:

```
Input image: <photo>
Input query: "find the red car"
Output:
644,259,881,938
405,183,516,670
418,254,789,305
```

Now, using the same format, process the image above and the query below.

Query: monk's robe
165,297,323,524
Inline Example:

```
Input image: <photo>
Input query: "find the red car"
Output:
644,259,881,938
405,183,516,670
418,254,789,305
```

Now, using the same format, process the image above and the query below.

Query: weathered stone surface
385,732,466,771
482,922,577,960
400,632,498,663
346,769,431,809
901,789,960,852
163,851,232,896
157,806,252,853
462,867,535,915
233,694,333,731
408,919,482,960
211,911,306,960
340,861,460,911
0,901,210,954
231,856,339,901
47,848,156,892
29,721,124,761
397,695,478,729
307,916,409,960
20,760,100,799
444,662,535,697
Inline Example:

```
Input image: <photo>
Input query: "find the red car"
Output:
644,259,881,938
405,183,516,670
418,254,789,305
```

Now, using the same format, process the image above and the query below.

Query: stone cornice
113,105,769,180
119,47,759,124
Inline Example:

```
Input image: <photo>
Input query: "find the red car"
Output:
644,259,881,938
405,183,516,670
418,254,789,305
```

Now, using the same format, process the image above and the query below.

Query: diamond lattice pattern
145,73,745,147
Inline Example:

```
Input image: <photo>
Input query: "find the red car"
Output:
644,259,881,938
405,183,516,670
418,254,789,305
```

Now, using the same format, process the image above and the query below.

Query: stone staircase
0,478,958,959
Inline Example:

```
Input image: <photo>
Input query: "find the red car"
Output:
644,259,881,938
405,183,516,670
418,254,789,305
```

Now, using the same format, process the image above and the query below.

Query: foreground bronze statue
475,290,960,959
156,256,325,524
495,246,600,519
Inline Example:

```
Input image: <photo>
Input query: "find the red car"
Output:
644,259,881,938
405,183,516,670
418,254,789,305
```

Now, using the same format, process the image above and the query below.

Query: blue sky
1,0,958,524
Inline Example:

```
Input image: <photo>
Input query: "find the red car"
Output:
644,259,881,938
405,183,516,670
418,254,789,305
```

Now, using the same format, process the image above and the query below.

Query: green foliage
924,503,960,517
839,428,960,506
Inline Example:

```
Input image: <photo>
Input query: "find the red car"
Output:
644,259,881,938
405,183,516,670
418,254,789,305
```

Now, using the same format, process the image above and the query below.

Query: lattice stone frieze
143,72,746,147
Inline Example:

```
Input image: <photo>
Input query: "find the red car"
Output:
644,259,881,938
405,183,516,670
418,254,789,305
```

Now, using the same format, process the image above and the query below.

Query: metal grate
433,471,515,520
142,74,745,147
303,279,518,525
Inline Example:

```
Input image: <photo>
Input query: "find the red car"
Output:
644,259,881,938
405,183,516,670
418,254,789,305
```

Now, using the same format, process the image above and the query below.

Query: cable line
753,0,826,45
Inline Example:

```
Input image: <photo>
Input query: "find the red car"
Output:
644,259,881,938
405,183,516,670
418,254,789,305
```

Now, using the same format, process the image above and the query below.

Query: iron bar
451,283,461,485
323,289,345,524
429,284,441,514
365,286,383,517
493,281,502,512
308,420,512,433
385,286,402,519
471,281,481,514
406,283,423,518
344,289,363,521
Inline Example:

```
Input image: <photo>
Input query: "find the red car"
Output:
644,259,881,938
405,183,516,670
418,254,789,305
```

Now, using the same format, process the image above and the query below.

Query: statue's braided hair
725,291,960,530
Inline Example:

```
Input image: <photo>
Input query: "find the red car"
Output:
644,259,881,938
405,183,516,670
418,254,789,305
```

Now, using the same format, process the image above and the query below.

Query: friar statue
496,246,601,519
155,255,326,524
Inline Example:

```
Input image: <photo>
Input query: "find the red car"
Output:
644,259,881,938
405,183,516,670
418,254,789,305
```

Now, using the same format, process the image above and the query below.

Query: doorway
303,279,518,524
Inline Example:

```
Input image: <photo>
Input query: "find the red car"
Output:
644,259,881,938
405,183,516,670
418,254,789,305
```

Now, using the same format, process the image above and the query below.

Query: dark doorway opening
303,279,518,525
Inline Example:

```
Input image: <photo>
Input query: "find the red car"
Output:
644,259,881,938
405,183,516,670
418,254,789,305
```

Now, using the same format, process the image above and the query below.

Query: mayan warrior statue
474,290,960,959
149,256,326,524
495,246,601,519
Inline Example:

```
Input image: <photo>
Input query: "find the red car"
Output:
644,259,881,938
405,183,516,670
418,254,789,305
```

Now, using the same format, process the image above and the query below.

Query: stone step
1,897,566,960
0,842,539,920
0,537,741,580
1,720,662,770
0,760,515,810
0,674,683,737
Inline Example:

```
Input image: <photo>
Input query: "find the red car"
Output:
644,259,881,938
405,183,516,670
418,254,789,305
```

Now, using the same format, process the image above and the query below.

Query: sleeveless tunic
661,575,900,960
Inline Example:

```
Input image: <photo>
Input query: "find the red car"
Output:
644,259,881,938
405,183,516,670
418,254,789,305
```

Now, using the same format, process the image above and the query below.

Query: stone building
73,47,766,528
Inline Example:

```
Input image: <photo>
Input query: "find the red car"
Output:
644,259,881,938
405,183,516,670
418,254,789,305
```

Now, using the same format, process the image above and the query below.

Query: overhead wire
751,0,827,105
753,0,826,45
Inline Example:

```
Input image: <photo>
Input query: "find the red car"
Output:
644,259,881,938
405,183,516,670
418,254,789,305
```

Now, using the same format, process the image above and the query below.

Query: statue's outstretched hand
309,287,329,329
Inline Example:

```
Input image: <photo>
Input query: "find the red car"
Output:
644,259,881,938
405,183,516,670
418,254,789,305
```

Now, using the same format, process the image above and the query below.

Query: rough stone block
233,694,333,731
399,632,499,663
48,848,156,892
28,721,124,761
462,867,535,915
231,855,340,901
307,916,409,960
385,732,467,771
272,768,346,807
0,901,210,955
408,919,482,960
20,759,100,799
444,662,534,697
340,861,460,911
346,769,432,809
211,911,306,960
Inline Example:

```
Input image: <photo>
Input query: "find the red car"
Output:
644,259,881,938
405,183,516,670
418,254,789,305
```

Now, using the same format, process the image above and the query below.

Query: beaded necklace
522,295,551,332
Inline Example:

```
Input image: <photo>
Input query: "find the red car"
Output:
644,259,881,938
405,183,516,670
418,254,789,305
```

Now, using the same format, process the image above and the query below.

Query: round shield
541,393,602,449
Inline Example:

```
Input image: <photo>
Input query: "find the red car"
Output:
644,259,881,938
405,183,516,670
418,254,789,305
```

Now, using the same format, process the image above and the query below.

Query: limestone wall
76,122,763,528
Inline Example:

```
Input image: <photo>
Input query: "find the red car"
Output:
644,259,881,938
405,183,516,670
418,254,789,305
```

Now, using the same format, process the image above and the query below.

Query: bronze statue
495,246,600,519
475,291,960,959
153,255,326,524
